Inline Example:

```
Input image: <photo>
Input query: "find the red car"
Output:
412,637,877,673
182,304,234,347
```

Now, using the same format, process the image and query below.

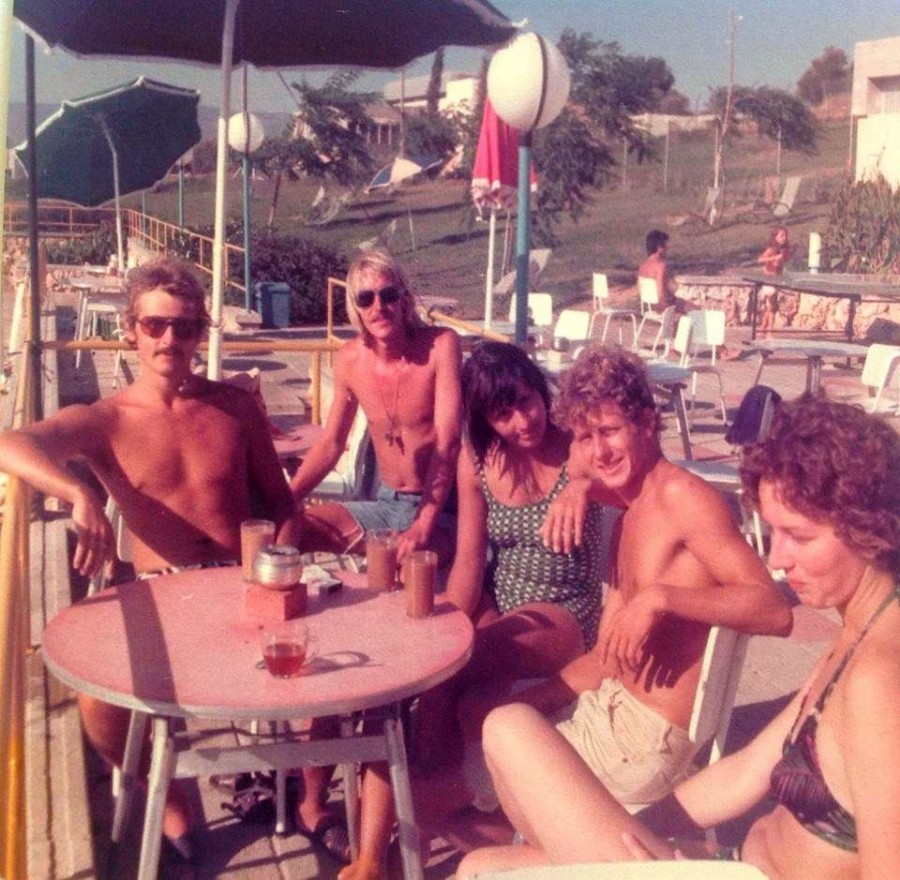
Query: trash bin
254,282,291,329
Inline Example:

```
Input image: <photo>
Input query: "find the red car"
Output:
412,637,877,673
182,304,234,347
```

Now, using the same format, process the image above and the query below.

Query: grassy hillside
132,118,853,318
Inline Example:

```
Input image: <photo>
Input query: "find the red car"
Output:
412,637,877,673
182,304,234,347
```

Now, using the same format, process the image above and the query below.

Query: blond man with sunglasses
0,256,296,864
290,249,462,563
288,250,462,859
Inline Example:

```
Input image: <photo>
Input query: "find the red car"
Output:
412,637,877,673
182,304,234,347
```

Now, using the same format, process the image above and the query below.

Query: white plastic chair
619,624,749,820
860,343,900,413
552,309,592,357
508,292,554,329
473,862,766,879
588,272,638,345
635,277,675,357
310,367,375,502
676,312,728,426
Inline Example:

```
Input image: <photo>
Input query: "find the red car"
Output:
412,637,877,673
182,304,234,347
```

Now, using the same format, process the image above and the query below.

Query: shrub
823,175,900,274
244,232,349,324
43,225,117,265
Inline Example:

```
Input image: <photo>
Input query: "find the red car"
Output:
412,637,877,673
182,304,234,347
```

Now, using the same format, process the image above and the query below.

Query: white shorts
554,677,695,805
463,677,694,812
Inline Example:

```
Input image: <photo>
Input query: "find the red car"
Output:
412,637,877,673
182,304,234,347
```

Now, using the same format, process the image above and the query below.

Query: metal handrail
0,340,36,880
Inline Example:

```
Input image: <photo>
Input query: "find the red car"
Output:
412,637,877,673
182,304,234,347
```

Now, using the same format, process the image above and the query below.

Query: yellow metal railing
0,344,36,880
418,307,512,342
3,201,117,238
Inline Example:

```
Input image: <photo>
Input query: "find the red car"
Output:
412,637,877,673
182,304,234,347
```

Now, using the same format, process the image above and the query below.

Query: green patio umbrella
15,76,201,270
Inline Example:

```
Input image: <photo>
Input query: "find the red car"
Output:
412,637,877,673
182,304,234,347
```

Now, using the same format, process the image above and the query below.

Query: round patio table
42,566,473,880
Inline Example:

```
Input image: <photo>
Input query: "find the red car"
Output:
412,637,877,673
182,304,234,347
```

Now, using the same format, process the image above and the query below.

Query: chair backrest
688,625,750,763
473,860,768,879
671,315,693,365
637,276,660,313
861,343,900,390
687,309,726,364
313,366,373,500
553,309,591,348
592,272,610,306
508,292,554,328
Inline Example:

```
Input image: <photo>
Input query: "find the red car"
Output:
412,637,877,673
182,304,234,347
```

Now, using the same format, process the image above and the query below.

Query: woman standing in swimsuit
757,225,794,334
458,395,900,879
341,341,615,880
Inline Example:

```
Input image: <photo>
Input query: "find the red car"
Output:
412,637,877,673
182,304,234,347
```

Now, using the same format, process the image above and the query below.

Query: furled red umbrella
12,0,517,378
471,97,535,329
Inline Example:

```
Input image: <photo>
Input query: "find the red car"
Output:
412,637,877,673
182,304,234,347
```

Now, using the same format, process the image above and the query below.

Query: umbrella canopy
14,0,515,69
15,76,201,270
368,154,442,191
13,0,517,378
471,97,535,327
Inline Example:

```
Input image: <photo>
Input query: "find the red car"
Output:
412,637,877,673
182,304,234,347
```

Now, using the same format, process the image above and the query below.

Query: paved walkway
22,287,894,878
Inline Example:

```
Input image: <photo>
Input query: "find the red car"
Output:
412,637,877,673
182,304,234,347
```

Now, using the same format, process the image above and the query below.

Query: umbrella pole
209,0,241,381
99,116,125,272
483,208,497,330
24,35,42,419
514,134,532,346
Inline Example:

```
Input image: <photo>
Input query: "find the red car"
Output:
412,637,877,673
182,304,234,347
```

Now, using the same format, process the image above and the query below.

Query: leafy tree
530,29,676,242
426,48,445,116
797,47,852,106
404,111,461,162
190,138,218,174
656,88,691,115
706,84,818,200
249,71,377,227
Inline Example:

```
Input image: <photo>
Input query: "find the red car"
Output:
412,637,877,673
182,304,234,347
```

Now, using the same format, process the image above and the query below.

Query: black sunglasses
354,285,402,309
136,316,207,340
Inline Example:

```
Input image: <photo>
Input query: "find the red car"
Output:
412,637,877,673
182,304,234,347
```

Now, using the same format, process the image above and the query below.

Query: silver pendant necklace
379,358,405,447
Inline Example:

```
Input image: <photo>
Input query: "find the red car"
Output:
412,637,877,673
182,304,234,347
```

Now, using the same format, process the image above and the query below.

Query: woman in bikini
340,341,616,880
458,394,900,879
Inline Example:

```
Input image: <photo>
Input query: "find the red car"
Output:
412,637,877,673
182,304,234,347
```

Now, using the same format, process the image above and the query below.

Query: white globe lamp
227,111,265,155
487,32,571,344
488,32,571,133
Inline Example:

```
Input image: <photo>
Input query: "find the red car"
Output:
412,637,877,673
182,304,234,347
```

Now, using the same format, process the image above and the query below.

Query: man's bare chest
102,405,246,491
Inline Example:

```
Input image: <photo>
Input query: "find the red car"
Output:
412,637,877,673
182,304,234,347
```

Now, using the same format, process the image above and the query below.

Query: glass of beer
366,528,399,591
404,550,437,619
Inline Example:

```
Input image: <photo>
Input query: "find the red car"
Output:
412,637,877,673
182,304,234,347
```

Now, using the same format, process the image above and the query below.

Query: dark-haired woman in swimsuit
458,395,900,880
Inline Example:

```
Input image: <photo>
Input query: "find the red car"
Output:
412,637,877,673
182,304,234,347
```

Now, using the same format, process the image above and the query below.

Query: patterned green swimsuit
482,465,608,648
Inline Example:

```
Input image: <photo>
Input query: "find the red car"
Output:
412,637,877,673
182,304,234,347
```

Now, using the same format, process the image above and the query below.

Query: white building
852,36,900,188
382,71,479,116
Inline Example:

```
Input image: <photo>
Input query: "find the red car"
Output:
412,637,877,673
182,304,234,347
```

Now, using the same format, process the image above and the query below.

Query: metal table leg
137,716,175,880
384,710,424,880
111,710,147,843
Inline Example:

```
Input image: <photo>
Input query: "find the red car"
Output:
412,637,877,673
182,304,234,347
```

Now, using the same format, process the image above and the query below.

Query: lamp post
487,33,570,345
227,110,265,311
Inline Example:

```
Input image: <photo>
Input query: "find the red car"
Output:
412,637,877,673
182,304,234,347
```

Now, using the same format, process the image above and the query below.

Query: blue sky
8,1,900,114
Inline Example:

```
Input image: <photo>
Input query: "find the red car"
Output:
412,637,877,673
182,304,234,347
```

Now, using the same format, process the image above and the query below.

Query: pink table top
42,568,473,721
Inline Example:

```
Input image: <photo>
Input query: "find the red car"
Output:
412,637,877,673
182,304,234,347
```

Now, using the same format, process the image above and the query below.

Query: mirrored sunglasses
354,285,402,309
136,316,206,340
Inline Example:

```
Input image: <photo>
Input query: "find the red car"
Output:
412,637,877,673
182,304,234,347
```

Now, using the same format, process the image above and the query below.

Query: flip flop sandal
296,813,351,864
